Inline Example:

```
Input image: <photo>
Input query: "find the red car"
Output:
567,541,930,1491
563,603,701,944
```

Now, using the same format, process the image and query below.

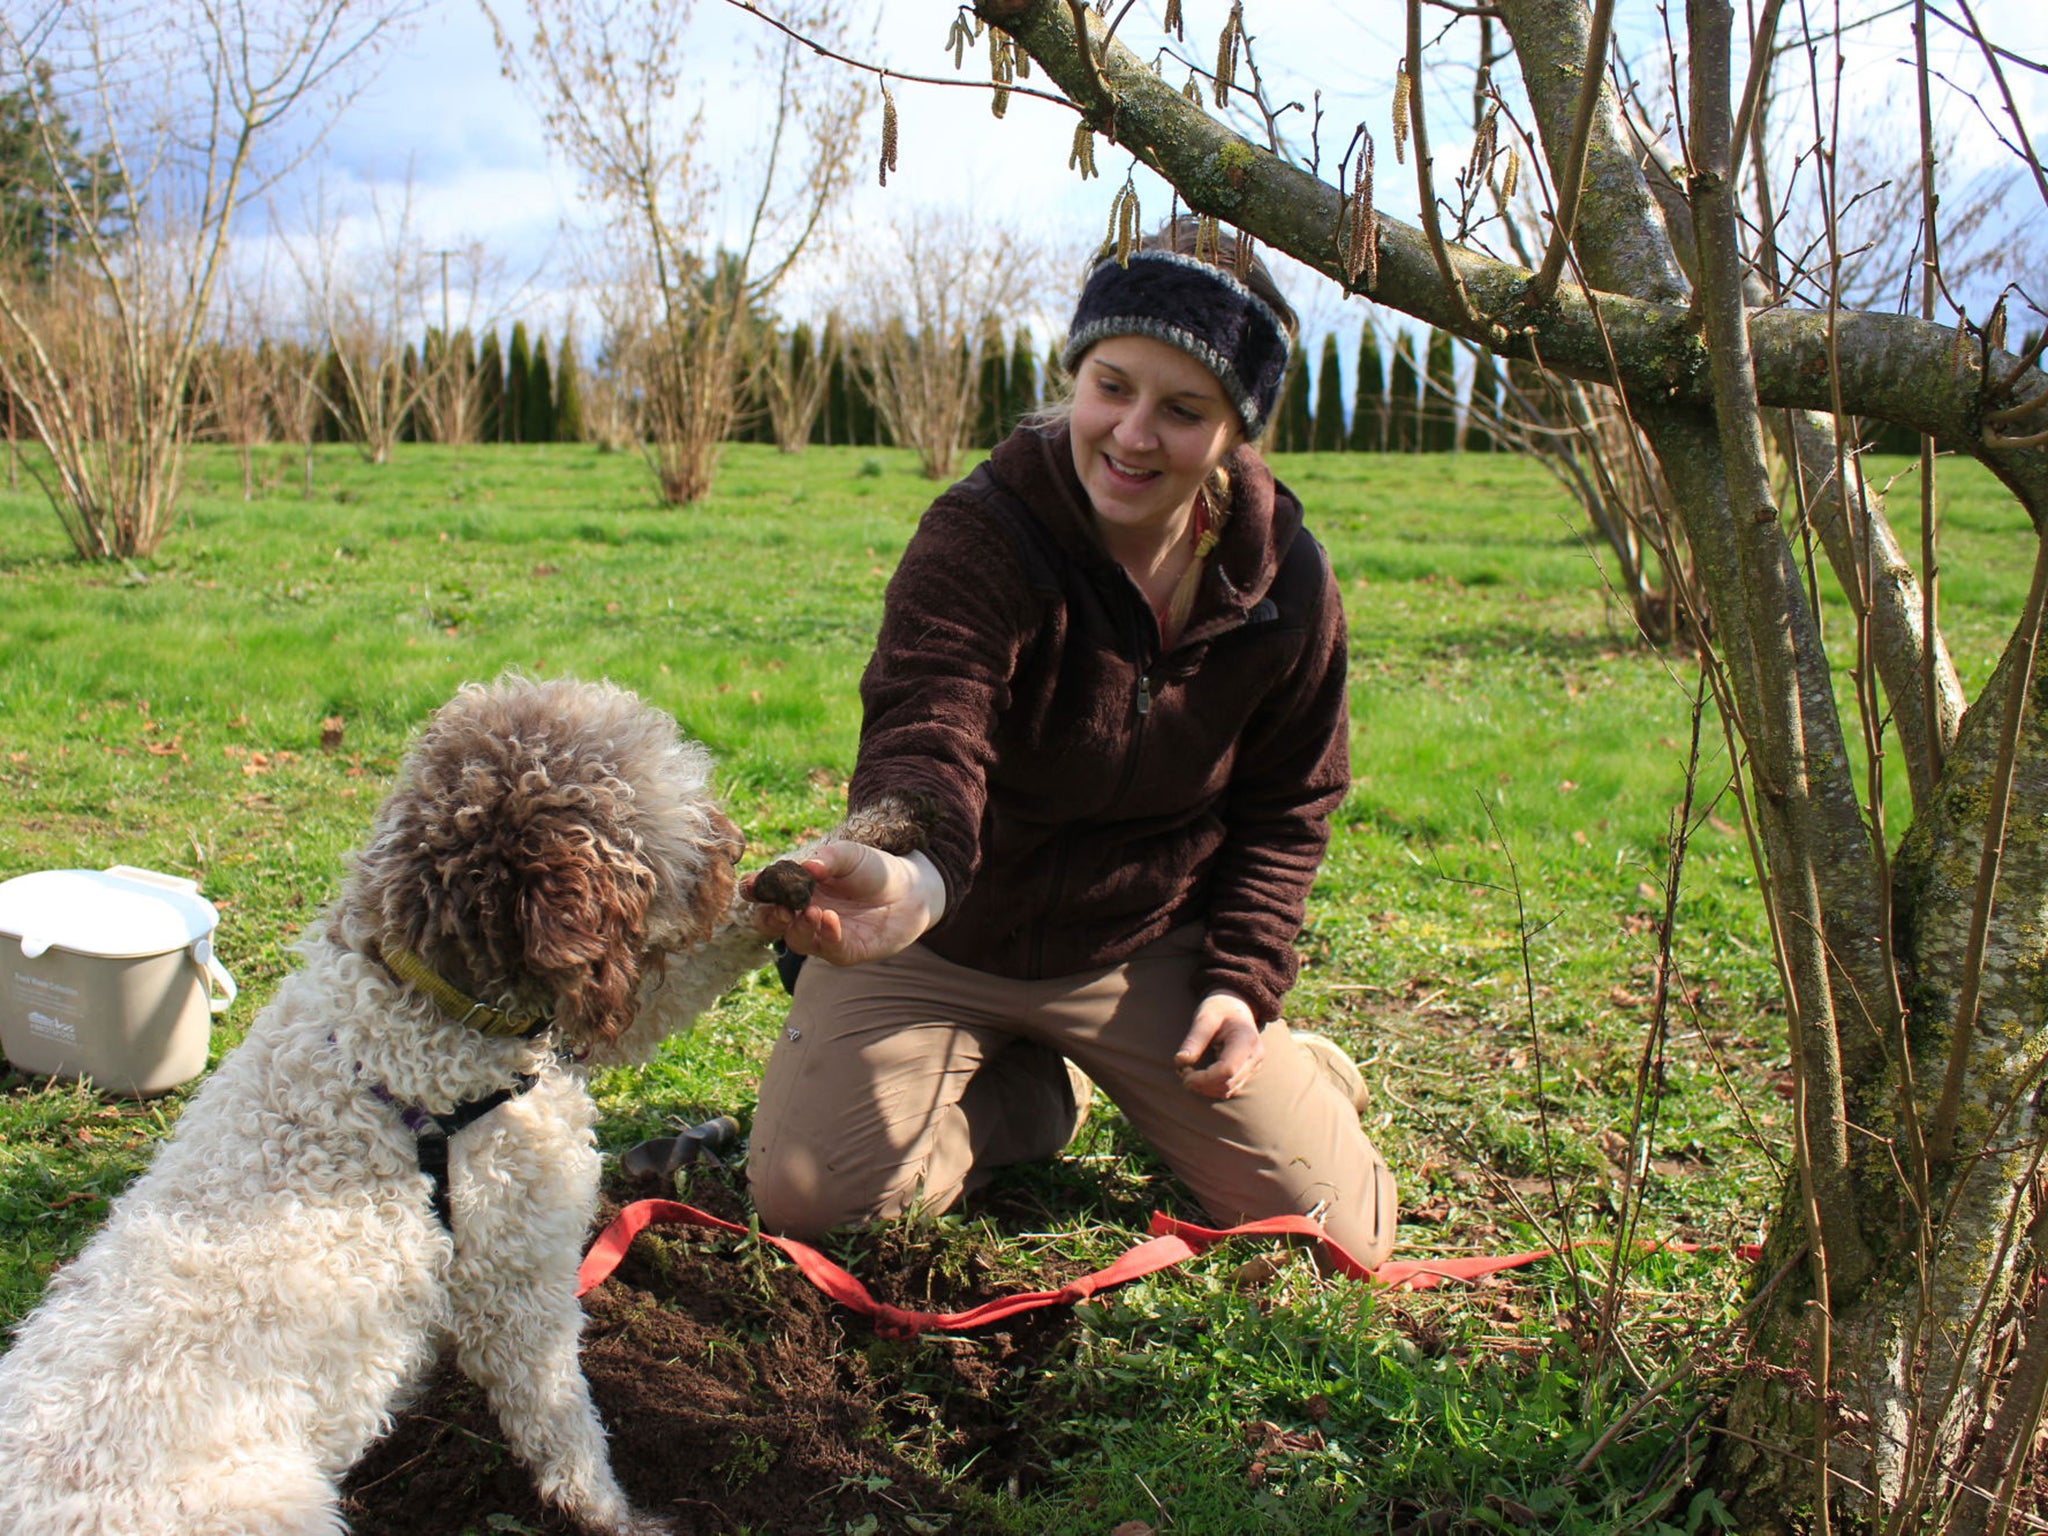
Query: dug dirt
340,1175,1083,1535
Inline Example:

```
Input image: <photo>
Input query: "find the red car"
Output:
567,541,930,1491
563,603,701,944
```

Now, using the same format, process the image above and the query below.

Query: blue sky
267,0,2045,348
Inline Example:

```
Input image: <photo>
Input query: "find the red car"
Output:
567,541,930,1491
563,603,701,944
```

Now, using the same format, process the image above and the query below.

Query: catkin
1500,142,1520,202
1070,121,1099,179
1165,0,1183,40
1344,134,1378,291
879,84,899,187
1117,183,1139,264
1392,65,1411,166
1988,302,2009,356
1213,4,1242,108
990,26,1013,117
1470,103,1498,189
1195,213,1221,263
1183,70,1203,104
946,10,979,69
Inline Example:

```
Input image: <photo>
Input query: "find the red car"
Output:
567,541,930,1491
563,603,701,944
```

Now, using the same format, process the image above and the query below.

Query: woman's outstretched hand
744,841,946,967
1175,992,1264,1099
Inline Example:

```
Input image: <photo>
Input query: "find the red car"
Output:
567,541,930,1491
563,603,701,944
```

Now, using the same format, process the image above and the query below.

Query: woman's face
1068,334,1241,550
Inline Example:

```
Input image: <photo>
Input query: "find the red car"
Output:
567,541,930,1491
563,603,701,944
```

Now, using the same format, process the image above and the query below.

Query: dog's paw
596,1511,677,1536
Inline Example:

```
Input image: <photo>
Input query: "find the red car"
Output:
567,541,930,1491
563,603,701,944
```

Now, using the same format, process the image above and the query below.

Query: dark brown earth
339,1173,1088,1535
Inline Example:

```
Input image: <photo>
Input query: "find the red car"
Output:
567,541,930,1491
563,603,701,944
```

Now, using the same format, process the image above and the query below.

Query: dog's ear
520,824,656,1041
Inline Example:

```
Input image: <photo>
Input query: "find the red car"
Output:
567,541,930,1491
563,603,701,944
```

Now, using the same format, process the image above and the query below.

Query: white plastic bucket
0,865,235,1096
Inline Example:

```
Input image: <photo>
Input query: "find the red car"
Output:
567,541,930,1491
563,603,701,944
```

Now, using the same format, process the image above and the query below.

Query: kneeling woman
745,222,1397,1267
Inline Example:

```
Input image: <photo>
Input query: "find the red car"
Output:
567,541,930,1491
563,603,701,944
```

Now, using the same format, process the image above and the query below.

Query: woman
744,224,1397,1267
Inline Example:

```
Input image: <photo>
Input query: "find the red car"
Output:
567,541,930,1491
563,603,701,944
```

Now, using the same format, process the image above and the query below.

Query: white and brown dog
0,677,770,1535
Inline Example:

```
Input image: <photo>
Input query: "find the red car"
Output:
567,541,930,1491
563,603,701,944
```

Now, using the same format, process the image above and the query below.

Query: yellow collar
381,944,551,1039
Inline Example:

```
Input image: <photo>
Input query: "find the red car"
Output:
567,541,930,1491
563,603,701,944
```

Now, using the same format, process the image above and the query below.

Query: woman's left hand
1175,992,1264,1099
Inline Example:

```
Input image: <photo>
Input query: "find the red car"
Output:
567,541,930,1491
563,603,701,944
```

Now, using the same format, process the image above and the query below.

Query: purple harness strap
356,1063,539,1230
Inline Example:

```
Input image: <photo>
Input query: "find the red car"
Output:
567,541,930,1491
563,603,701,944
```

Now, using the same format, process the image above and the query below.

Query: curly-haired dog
0,677,771,1535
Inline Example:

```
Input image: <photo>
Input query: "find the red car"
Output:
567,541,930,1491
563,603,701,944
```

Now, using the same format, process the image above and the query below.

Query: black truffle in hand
749,859,816,912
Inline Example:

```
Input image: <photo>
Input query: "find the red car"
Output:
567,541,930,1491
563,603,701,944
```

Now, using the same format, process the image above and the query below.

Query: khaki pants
747,925,1397,1266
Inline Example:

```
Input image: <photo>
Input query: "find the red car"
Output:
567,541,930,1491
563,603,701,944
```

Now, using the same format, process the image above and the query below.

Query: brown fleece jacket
847,422,1350,1022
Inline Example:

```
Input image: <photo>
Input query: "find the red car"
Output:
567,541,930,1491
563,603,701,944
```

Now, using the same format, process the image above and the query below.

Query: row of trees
1267,325,1506,454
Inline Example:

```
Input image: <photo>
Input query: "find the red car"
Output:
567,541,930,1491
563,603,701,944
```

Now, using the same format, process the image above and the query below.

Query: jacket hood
986,423,1305,636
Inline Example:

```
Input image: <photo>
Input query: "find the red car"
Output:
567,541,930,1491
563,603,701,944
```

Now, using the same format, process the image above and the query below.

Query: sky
207,0,2048,353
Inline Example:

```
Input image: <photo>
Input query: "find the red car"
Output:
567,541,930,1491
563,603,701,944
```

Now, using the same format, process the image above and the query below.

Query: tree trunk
971,0,2048,1526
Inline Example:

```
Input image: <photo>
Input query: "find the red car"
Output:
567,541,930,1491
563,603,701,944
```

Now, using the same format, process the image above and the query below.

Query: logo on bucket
26,1008,77,1044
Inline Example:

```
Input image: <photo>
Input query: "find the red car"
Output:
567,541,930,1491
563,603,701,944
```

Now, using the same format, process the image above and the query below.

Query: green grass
0,439,2031,1532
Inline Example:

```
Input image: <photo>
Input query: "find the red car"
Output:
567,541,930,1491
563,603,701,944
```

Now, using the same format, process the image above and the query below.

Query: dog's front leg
448,1101,673,1536
586,910,772,1068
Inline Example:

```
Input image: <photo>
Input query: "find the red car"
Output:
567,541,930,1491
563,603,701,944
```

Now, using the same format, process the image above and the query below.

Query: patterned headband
1061,248,1292,438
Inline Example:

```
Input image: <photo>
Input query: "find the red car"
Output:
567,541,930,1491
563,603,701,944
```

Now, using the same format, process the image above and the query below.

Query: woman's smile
1068,333,1240,563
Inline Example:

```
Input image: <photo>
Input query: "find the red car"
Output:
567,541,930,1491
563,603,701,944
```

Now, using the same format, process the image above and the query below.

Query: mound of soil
340,1175,1085,1534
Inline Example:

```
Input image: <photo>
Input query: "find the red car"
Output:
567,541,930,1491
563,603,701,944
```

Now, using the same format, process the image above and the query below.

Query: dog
0,677,772,1535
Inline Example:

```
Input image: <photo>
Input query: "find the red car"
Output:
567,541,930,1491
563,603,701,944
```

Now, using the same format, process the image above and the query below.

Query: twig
1403,0,1476,327
1915,0,1947,794
1063,0,1113,104
1574,1244,1810,1475
1946,0,2048,215
1596,655,1710,1370
1527,0,1617,309
720,0,1074,111
1727,0,1784,187
1475,794,1587,1317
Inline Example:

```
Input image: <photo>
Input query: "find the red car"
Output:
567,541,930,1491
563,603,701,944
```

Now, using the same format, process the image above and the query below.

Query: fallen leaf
319,716,345,751
1108,1524,1155,1536
1232,1249,1292,1290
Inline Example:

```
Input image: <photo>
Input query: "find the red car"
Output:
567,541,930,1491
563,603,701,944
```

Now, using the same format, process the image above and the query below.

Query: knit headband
1061,248,1291,438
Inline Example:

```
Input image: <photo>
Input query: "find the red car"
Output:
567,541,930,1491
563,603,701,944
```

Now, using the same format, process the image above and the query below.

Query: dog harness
369,1077,538,1230
359,943,555,1231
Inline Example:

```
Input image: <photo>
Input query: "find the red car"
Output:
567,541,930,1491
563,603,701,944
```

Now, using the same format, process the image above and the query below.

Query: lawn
0,438,2031,1533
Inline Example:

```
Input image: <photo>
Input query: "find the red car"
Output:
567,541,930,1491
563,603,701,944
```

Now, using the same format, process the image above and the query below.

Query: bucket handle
191,939,238,1014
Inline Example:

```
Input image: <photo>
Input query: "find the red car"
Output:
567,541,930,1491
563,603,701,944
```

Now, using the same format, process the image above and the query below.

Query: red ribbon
577,1198,1759,1338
